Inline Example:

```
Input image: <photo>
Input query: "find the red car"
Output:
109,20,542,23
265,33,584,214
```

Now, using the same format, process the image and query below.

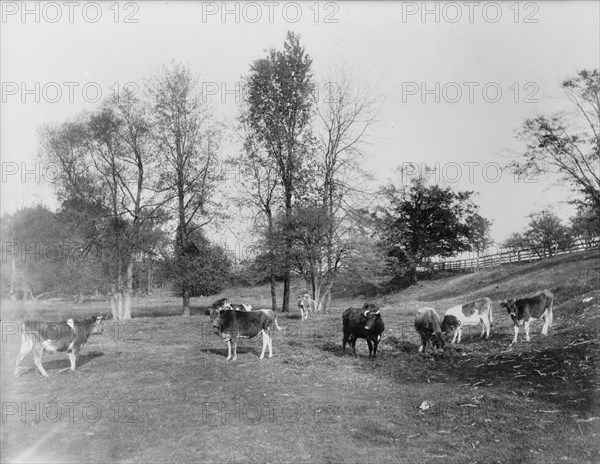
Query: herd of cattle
13,289,554,376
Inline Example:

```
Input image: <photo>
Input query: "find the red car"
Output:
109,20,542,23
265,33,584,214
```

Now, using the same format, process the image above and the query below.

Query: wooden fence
428,237,600,272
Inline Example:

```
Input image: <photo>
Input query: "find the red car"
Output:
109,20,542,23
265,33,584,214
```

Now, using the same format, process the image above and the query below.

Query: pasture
1,251,599,463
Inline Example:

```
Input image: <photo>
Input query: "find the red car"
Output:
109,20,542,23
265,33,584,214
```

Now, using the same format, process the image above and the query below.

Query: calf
441,297,493,344
342,303,385,359
15,316,105,377
209,308,282,360
501,289,554,344
414,307,444,353
297,293,316,321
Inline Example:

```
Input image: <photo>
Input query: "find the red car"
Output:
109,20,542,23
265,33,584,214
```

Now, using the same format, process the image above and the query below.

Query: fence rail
428,237,600,272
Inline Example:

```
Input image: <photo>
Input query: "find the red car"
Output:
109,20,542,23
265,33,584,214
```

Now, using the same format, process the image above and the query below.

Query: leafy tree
243,31,315,312
570,205,600,246
374,179,491,285
523,210,572,258
512,69,600,212
166,229,232,297
502,232,528,251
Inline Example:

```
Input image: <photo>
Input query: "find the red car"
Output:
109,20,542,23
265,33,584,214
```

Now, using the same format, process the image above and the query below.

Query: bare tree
147,62,223,316
308,69,381,311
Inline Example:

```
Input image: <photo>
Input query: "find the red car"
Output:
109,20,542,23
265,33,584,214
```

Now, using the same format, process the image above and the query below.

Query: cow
14,316,105,377
209,308,282,361
342,303,384,359
441,297,493,344
297,293,316,321
212,298,229,309
414,307,444,353
500,289,554,344
224,303,252,311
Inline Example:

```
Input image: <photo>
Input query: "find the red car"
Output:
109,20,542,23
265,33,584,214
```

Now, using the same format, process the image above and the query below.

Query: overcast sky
1,1,598,246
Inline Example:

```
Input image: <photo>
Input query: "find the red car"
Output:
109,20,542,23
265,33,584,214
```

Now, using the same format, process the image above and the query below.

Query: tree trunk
9,254,16,301
270,275,277,311
182,289,191,316
123,262,133,320
147,260,154,295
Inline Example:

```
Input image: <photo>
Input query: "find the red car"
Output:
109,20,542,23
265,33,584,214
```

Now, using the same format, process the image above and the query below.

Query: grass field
1,251,599,463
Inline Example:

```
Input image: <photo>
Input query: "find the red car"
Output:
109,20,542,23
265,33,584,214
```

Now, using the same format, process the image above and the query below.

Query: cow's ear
500,301,507,307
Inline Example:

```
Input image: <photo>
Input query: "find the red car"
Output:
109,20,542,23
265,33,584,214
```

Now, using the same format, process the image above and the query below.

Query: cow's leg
480,317,490,339
69,351,77,370
541,310,551,336
226,340,232,360
32,344,49,377
342,332,349,355
373,337,380,358
419,333,426,353
14,337,33,376
350,335,358,357
366,338,373,358
231,339,238,361
455,326,462,344
259,330,268,359
267,329,273,358
511,325,519,345
524,321,531,342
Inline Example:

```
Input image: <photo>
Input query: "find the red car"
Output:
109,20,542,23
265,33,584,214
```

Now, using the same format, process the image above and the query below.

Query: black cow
209,308,282,360
15,316,105,377
501,289,554,344
342,303,384,358
414,307,444,353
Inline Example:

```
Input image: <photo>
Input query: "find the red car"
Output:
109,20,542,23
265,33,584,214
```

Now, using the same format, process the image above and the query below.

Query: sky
1,1,599,249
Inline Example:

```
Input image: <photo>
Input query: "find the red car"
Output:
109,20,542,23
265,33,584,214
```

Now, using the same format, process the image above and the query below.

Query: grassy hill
1,250,598,463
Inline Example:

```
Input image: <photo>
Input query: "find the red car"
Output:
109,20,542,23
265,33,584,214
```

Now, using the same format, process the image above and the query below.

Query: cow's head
87,316,105,336
361,304,381,331
433,332,445,350
500,300,519,325
209,307,222,328
440,315,459,334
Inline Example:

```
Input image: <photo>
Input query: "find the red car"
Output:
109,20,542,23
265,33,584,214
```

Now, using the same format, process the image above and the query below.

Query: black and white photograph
1,1,599,462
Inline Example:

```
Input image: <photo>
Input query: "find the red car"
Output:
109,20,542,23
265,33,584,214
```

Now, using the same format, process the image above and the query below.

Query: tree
570,205,600,246
512,69,600,212
39,92,167,319
523,210,572,258
374,179,491,285
502,232,528,251
308,68,380,311
243,31,315,312
148,63,223,316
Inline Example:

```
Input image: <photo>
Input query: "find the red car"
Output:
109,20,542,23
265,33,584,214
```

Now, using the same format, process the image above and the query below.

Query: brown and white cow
15,316,105,377
501,289,554,344
297,293,316,321
441,297,493,344
414,307,444,353
209,308,282,360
